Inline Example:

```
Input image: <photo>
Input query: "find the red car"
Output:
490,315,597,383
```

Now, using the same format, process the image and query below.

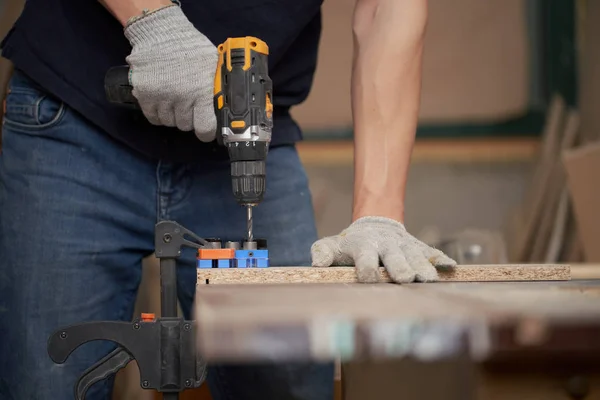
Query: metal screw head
142,380,149,388
184,323,191,331
185,379,192,387
60,332,68,339
163,233,172,243
133,322,140,330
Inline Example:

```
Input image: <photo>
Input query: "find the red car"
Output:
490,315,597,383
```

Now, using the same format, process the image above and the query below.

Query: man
0,0,455,398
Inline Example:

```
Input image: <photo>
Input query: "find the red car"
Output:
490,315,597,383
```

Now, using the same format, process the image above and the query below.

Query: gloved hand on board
311,216,456,283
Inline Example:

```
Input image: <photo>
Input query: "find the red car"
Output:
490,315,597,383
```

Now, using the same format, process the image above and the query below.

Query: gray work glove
311,216,456,283
124,5,218,142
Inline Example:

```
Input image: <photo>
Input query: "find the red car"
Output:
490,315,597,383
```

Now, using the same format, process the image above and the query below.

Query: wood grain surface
197,264,570,285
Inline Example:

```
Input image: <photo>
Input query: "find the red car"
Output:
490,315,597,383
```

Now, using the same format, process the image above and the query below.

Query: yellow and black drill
105,36,273,243
213,37,273,243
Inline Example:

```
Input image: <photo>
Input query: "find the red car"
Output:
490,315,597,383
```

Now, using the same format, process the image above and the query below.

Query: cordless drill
105,36,273,243
213,37,273,242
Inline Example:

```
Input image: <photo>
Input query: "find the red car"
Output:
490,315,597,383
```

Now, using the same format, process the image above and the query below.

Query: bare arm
351,0,428,222
99,0,172,26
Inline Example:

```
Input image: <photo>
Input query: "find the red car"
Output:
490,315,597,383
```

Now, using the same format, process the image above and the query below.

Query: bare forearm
99,0,172,26
351,0,427,222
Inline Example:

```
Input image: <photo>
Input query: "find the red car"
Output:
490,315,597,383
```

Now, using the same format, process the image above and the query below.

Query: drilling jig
197,237,269,269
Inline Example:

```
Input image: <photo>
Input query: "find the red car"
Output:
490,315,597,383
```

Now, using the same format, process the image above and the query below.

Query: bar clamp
46,221,208,400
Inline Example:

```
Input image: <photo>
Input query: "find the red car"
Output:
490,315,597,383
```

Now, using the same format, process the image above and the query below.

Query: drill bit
246,205,254,242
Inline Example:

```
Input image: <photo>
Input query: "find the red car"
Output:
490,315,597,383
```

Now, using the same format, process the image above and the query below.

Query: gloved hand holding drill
124,4,218,142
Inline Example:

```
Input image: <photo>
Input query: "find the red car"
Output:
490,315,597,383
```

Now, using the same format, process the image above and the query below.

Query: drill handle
104,66,139,109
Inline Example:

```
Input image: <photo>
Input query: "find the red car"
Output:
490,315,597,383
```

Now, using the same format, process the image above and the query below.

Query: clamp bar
155,221,206,319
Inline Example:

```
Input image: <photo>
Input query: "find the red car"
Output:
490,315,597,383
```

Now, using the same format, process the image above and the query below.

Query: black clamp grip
47,221,209,399
47,318,201,399
75,348,133,399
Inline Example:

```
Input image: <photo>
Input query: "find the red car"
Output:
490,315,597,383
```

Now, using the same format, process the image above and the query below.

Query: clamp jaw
47,221,209,400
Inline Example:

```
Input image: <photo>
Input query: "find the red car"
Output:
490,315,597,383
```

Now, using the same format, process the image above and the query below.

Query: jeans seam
156,161,162,222
2,101,67,132
5,87,46,96
33,95,43,123
156,160,170,221
164,164,193,211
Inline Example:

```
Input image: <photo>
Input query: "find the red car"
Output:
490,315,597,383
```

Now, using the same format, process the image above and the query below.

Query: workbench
194,265,600,400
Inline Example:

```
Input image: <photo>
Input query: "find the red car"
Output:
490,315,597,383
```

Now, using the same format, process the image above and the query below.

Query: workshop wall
292,0,530,131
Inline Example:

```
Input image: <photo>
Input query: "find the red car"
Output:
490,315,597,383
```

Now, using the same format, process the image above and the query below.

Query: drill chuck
226,137,269,205
231,160,266,204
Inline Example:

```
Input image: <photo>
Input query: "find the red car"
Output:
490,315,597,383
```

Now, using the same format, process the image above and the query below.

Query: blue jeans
0,70,334,400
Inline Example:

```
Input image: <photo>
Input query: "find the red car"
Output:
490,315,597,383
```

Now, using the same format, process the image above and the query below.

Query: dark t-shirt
1,0,323,162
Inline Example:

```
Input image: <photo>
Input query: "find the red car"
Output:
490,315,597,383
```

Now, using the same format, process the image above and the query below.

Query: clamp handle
47,318,200,399
76,348,133,400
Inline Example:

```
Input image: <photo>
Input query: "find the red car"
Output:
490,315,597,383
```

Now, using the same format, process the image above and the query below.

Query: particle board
196,264,570,285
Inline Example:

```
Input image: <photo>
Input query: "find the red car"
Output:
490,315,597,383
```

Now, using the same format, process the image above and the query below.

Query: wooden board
197,264,570,285
193,280,600,364
571,263,600,280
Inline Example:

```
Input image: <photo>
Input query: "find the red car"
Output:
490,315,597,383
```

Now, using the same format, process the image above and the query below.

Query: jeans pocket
2,71,66,132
